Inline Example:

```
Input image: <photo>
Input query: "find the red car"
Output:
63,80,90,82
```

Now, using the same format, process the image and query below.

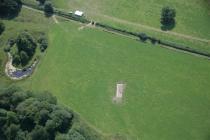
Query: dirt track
98,14,210,43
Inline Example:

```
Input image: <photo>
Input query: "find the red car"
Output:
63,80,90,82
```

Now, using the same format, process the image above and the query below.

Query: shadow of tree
44,12,53,18
161,20,176,31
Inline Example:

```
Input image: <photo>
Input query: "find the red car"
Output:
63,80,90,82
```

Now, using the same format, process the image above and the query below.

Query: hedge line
95,23,210,57
54,10,90,23
159,40,210,57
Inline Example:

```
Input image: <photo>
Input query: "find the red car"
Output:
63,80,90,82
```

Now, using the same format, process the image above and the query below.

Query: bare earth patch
113,83,126,103
78,22,95,30
52,15,59,24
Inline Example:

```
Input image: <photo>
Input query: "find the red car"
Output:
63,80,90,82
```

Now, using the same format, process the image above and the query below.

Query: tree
0,86,90,140
12,54,21,66
38,35,48,52
44,1,54,16
20,51,29,65
161,6,176,30
30,125,49,140
0,0,22,18
5,124,20,140
16,31,37,57
0,21,5,35
36,0,46,5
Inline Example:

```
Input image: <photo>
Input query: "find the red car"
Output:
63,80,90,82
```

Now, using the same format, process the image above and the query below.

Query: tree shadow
161,20,176,31
44,12,53,18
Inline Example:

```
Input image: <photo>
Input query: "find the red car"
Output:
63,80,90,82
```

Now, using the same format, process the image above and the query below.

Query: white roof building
74,10,84,17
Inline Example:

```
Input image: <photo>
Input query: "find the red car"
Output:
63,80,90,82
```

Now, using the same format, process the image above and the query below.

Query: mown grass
50,0,210,53
19,22,210,140
51,0,210,38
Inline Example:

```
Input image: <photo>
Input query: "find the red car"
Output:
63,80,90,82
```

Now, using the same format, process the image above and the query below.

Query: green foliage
36,0,46,5
20,51,29,65
0,86,91,140
0,0,22,18
69,130,86,140
30,125,49,140
12,54,21,65
44,1,54,16
138,33,148,42
38,35,48,52
16,31,37,57
161,6,176,30
0,21,5,35
12,31,37,66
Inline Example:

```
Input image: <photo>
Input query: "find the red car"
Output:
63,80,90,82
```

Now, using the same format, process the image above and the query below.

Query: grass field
48,0,210,54
19,21,210,140
51,0,210,38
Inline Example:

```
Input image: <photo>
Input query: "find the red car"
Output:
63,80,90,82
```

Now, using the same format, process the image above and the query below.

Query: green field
48,0,210,55
51,0,210,38
19,21,210,140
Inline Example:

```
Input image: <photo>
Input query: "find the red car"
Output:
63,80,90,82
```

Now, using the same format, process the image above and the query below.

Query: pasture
51,0,210,38
50,0,210,54
19,22,210,140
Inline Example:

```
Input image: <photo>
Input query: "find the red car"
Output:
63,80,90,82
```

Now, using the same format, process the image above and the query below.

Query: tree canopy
161,6,176,30
0,0,22,18
12,31,37,66
44,1,54,16
36,0,46,5
0,86,76,140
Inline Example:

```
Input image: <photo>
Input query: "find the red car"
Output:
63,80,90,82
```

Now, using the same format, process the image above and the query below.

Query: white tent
74,10,84,17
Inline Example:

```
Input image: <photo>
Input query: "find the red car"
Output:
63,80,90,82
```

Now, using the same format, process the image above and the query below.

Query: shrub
12,54,21,65
4,47,10,52
0,21,5,35
8,38,16,46
148,37,159,44
138,33,148,42
38,35,48,52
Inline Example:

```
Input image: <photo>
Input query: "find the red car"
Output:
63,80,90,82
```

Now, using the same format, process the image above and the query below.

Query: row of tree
0,86,87,140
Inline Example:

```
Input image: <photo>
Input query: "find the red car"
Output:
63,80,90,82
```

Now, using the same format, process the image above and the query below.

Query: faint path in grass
52,15,59,24
96,14,210,43
23,5,43,14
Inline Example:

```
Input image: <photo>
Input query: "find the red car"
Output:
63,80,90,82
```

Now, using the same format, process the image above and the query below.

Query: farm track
22,5,210,60
96,14,210,43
